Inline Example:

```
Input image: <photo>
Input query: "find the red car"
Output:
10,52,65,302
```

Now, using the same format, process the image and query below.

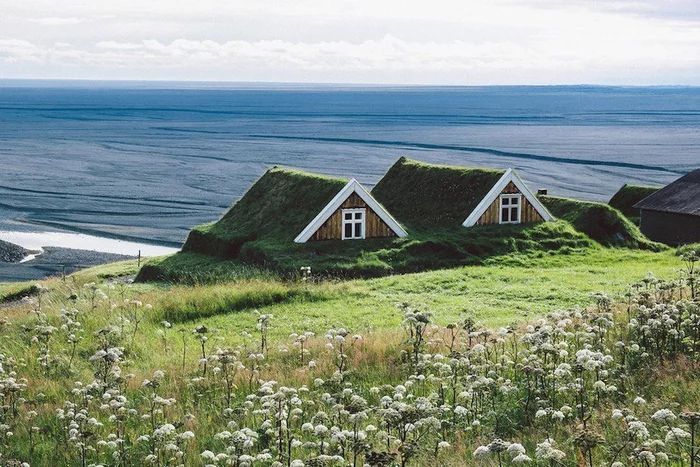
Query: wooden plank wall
310,192,398,241
476,182,544,225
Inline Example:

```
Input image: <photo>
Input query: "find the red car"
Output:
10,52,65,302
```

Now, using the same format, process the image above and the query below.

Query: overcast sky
1,0,700,85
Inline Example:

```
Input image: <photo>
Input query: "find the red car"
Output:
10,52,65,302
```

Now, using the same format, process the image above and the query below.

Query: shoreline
0,230,180,282
0,230,180,257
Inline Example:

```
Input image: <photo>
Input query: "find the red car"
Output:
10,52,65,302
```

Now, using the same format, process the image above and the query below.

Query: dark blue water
0,82,698,245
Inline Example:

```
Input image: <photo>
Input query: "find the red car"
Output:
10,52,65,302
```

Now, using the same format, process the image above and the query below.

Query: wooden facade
476,182,544,226
310,192,398,241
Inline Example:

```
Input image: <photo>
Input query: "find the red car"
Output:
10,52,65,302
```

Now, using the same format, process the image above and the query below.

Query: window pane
511,207,518,220
354,222,362,238
345,213,352,220
355,212,362,220
501,208,509,222
511,197,519,205
502,198,510,205
345,223,352,238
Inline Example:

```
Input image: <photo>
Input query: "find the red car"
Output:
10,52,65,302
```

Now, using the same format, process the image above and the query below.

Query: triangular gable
462,169,555,227
294,179,408,243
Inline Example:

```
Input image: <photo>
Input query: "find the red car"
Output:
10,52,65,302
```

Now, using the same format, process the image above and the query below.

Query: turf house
371,157,554,232
179,167,406,258
633,168,700,245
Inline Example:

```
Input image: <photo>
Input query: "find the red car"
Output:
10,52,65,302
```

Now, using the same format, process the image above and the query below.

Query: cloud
26,14,114,26
1,30,699,84
28,17,86,25
96,41,144,50
2,0,700,83
0,39,46,63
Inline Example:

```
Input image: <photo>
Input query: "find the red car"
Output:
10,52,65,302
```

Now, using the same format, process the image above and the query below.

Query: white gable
462,169,555,227
294,179,408,243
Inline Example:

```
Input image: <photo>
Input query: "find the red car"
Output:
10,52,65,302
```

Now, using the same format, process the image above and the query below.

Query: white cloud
1,0,700,83
28,17,85,25
96,41,144,50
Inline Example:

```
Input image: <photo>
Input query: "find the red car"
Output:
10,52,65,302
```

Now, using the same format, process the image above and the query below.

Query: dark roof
371,157,505,232
633,169,700,216
199,168,348,242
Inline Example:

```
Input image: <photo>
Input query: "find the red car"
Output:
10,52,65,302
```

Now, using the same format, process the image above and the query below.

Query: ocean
1,81,699,247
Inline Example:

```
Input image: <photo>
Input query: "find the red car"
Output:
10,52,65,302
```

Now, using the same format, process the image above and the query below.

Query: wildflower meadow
0,252,698,466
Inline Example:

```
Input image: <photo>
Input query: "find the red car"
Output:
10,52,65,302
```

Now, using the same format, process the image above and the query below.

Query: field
0,246,698,466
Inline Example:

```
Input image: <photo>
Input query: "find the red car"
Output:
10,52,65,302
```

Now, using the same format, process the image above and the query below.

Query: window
499,194,521,224
342,208,365,240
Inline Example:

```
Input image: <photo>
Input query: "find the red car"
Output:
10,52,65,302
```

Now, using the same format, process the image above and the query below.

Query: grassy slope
608,183,659,223
138,221,595,282
1,248,698,465
0,248,693,465
84,248,681,354
195,248,681,343
540,194,664,250
6,248,679,332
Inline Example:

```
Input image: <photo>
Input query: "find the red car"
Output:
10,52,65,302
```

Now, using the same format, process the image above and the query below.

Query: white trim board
462,169,555,227
294,179,408,243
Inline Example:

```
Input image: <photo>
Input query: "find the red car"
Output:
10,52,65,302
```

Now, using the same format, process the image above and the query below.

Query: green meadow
0,245,697,466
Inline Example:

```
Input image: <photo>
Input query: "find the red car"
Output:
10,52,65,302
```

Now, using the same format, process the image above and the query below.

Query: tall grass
0,254,697,466
145,280,342,323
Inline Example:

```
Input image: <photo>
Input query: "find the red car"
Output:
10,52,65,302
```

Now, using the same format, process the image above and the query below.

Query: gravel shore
0,247,135,282
0,239,28,263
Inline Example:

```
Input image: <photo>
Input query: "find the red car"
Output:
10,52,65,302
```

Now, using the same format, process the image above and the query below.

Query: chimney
537,189,548,196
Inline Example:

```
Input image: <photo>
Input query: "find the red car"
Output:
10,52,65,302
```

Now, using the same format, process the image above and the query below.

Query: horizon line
1,78,699,90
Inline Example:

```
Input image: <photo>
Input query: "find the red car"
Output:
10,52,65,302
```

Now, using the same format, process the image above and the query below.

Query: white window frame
499,194,522,224
341,208,366,240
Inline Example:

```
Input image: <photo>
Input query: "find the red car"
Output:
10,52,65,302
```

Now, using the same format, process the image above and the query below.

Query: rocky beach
0,239,28,263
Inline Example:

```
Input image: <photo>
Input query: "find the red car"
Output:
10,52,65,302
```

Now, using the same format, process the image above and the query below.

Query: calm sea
1,81,699,245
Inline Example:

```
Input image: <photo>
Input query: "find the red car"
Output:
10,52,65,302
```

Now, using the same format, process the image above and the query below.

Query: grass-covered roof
182,168,348,257
608,184,659,219
371,157,505,232
539,195,663,250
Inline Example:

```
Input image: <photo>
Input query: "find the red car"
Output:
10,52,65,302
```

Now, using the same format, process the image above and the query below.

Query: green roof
539,195,661,249
182,168,348,257
608,184,659,218
371,157,505,232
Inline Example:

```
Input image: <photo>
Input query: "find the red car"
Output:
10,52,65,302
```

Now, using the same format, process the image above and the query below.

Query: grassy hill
0,247,697,466
608,183,659,224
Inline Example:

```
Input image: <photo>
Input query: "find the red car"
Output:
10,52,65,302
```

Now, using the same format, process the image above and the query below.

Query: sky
1,0,700,85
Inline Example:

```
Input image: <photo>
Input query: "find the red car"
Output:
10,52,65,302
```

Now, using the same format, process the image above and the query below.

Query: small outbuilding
371,157,554,232
633,169,700,245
